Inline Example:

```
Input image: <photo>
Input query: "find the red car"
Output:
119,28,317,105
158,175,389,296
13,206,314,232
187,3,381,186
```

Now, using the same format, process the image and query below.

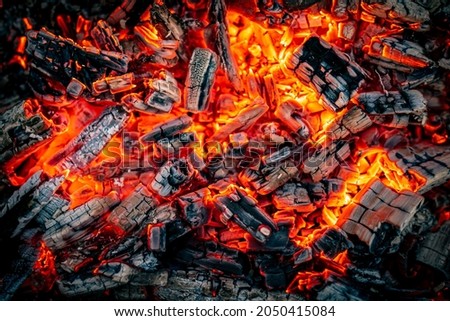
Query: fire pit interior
1,0,450,300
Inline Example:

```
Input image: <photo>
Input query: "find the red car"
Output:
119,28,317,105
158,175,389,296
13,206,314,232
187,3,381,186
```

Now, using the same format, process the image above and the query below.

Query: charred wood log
156,132,197,156
356,90,427,128
90,20,123,53
143,70,181,113
92,73,134,96
151,269,304,300
26,29,129,87
303,141,351,182
175,241,246,276
338,178,424,255
96,261,168,286
274,100,312,140
415,221,450,278
35,195,70,229
0,170,43,220
324,106,373,140
107,184,159,233
365,36,433,73
177,188,211,228
386,143,450,194
150,158,194,198
207,0,244,92
240,160,299,195
43,192,120,250
0,101,52,163
49,105,129,171
208,97,269,142
361,0,430,23
185,48,218,113
141,115,192,143
213,186,277,243
273,183,315,212
11,175,65,238
57,273,123,297
285,36,366,112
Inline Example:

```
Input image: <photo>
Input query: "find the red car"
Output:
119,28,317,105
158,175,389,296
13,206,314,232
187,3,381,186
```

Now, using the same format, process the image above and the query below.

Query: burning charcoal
122,93,159,114
365,36,433,73
208,97,269,142
293,247,314,265
146,203,178,225
0,243,39,300
134,23,179,65
0,170,43,219
0,101,52,163
316,276,367,300
144,70,181,112
185,48,218,113
57,273,122,297
213,186,277,243
415,221,450,278
303,141,351,182
324,107,373,140
313,227,352,259
274,100,311,140
361,0,430,23
156,132,197,156
147,223,166,252
101,236,144,261
331,0,359,20
207,0,244,92
355,90,427,128
43,192,120,250
140,115,192,143
92,73,134,95
11,175,65,238
152,269,304,301
324,179,347,208
96,261,168,286
50,105,129,171
35,195,70,228
262,146,292,166
66,78,86,98
127,249,160,272
176,241,246,275
161,220,190,244
403,206,436,236
338,178,424,254
257,257,289,289
386,143,450,193
107,184,159,233
151,3,185,43
150,158,194,198
285,36,366,112
273,183,315,212
307,182,328,206
26,29,129,86
240,161,299,195
246,220,292,252
177,188,211,228
337,21,357,41
90,20,122,52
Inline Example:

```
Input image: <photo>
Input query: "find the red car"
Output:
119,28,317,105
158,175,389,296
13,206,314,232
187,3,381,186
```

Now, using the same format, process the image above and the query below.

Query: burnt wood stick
185,48,218,113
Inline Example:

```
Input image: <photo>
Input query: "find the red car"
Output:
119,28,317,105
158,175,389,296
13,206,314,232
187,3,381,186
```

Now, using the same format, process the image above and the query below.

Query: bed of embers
0,0,450,300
